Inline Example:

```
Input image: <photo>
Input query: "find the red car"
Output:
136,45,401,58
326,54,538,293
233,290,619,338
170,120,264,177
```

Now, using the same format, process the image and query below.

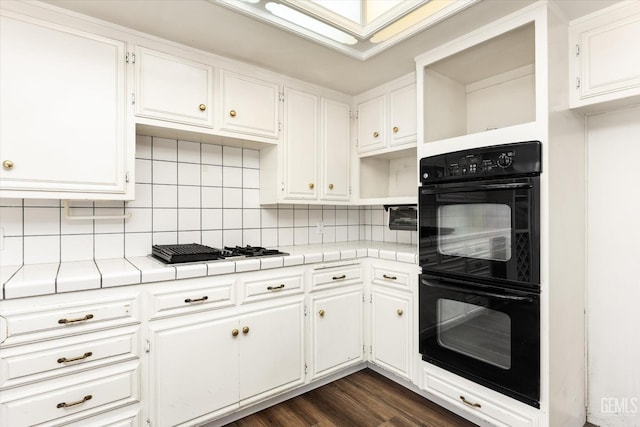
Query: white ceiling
40,0,616,95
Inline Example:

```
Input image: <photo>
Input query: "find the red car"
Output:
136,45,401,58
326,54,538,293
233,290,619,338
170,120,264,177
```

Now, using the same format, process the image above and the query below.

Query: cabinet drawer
422,368,538,427
148,277,235,319
0,295,139,346
241,273,303,303
0,361,139,427
311,266,362,291
371,266,410,288
0,327,139,389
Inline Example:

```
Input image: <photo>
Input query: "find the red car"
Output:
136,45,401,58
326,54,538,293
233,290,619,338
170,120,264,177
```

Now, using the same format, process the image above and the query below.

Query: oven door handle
421,279,535,302
421,182,532,195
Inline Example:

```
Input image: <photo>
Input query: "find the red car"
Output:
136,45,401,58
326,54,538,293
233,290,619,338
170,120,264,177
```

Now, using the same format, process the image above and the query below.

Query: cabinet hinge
278,121,282,132
145,339,151,354
575,44,580,56
370,294,373,303
126,52,136,64
354,110,359,119
125,172,130,183
304,363,308,374
576,77,581,89
146,418,151,427
349,186,352,195
279,92,285,102
131,93,136,105
369,345,372,355
304,305,308,316
363,345,365,354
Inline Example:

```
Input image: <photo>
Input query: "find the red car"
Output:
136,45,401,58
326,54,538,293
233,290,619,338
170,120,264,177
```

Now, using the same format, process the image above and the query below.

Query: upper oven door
419,177,539,288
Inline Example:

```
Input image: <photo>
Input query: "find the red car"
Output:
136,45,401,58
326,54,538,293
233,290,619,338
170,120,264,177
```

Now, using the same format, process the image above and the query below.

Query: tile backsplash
0,135,416,266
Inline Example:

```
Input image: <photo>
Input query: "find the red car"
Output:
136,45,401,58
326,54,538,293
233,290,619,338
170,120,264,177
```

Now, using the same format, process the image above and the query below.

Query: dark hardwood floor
224,369,477,427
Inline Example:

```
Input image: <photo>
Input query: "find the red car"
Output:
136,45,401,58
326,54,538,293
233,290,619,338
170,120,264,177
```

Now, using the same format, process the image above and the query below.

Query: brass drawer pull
397,309,403,316
232,328,239,337
58,314,94,324
373,131,379,138
199,103,206,111
460,396,481,408
328,183,334,190
185,296,209,303
2,160,14,170
229,109,237,117
57,394,92,409
57,352,93,364
242,326,250,334
332,275,346,280
393,126,399,133
267,284,285,291
319,309,325,317
383,274,397,280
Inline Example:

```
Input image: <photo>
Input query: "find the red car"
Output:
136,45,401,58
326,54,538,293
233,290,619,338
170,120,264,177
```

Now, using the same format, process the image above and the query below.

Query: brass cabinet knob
242,326,250,334
328,183,334,190
309,183,315,189
2,160,14,170
199,104,206,111
229,110,237,117
397,309,403,316
373,131,379,138
232,328,239,337
319,309,325,317
393,126,399,133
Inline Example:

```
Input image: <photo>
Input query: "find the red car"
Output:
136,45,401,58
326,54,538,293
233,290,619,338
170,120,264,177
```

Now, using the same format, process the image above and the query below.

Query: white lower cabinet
422,365,539,427
370,287,412,380
309,286,364,379
147,296,305,426
148,312,239,427
0,289,142,427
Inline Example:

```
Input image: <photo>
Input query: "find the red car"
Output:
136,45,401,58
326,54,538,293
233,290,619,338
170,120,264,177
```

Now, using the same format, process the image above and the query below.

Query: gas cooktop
151,243,288,264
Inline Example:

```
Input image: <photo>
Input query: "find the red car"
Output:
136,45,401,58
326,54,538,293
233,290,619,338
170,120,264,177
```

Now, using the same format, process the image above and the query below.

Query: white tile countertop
1,241,417,300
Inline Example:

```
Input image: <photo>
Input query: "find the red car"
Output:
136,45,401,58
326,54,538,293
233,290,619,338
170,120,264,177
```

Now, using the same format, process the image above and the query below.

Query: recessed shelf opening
423,22,536,142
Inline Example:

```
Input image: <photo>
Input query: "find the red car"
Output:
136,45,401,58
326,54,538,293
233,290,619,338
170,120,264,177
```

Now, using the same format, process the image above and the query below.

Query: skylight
214,0,479,60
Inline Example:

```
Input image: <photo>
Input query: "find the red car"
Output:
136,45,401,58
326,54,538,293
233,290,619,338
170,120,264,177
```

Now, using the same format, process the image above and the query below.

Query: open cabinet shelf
422,22,536,143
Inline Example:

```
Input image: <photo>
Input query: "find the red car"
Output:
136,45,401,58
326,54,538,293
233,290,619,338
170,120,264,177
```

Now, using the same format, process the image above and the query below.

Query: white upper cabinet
135,46,213,127
321,98,351,201
356,95,387,153
220,70,280,139
0,10,132,200
569,1,640,110
282,87,319,200
389,83,417,147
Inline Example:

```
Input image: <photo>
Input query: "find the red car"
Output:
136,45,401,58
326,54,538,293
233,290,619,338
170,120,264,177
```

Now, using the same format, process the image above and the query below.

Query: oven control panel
420,141,541,183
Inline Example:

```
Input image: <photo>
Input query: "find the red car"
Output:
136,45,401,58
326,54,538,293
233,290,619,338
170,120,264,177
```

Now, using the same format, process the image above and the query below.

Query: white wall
586,105,640,426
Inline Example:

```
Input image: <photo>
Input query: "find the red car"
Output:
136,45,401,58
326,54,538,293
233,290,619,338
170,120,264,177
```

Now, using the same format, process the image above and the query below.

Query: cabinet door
311,288,363,378
220,70,280,138
571,2,640,107
0,12,129,198
238,300,304,403
371,287,411,379
321,98,350,201
149,314,239,427
389,83,417,147
357,95,386,153
135,47,213,127
283,87,318,200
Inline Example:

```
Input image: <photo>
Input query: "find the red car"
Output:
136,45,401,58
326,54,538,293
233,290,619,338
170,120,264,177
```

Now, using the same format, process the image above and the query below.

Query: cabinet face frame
0,10,132,200
135,46,214,127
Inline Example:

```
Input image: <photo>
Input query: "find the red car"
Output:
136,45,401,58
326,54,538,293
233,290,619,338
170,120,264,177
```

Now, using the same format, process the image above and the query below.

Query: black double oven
418,141,541,408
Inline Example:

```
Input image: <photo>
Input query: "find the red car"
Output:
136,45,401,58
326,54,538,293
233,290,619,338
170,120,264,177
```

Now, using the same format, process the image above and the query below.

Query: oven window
437,299,512,369
438,203,512,261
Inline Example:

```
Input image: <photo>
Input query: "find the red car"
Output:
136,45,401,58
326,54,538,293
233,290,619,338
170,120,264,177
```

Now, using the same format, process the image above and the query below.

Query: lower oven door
419,274,540,408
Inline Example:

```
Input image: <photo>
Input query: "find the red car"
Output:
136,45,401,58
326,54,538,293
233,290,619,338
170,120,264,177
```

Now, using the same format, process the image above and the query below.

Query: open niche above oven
420,22,536,143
